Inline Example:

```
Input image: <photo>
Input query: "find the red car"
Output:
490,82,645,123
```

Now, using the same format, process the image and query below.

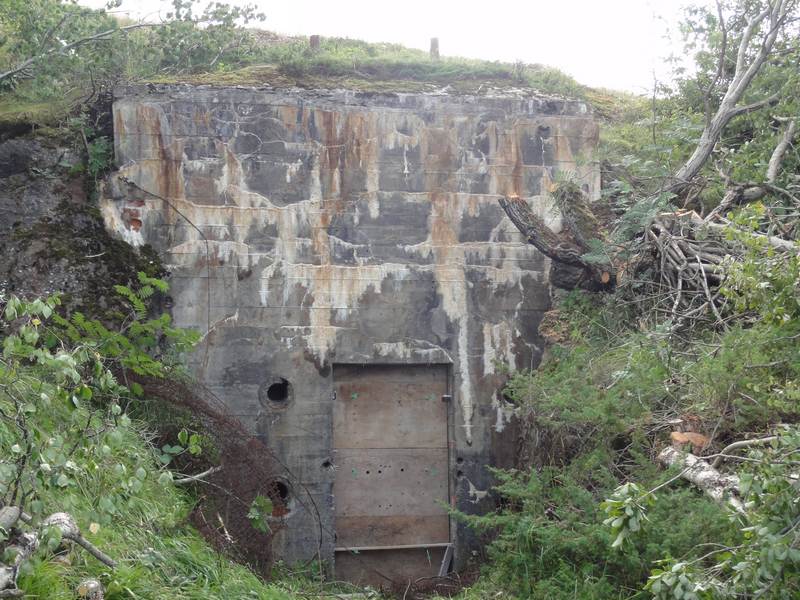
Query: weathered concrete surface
102,84,599,569
0,134,163,311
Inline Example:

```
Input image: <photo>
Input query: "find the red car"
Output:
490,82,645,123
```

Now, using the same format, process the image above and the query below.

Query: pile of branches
125,373,307,576
638,212,732,324
631,206,796,326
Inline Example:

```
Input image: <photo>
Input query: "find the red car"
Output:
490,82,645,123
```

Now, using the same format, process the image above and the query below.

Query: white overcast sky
79,0,701,94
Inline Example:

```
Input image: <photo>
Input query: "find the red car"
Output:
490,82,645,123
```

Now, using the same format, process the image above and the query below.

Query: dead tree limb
706,118,798,221
174,465,223,485
767,119,797,184
711,436,778,468
42,513,117,569
499,2,797,310
658,446,745,514
0,509,116,597
498,196,585,267
0,530,38,594
0,508,20,535
499,182,614,288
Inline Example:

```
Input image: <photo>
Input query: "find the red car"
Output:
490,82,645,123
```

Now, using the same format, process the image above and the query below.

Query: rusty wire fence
125,373,306,575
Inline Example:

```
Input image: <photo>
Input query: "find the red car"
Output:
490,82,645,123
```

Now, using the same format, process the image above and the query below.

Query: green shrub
0,281,293,598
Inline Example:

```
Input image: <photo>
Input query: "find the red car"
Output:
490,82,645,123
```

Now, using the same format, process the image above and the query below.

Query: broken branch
658,446,745,514
767,119,797,184
0,22,157,85
711,436,778,468
174,465,223,485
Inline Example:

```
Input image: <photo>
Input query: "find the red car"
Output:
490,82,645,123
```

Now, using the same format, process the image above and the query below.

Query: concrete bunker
102,83,599,584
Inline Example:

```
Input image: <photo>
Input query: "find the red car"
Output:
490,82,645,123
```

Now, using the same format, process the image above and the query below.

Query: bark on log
0,532,38,594
499,196,586,267
0,508,20,534
0,510,117,597
658,446,745,514
41,512,117,568
498,193,613,289
76,579,104,600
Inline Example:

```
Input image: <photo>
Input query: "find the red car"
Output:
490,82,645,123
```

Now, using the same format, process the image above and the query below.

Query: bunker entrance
332,364,451,587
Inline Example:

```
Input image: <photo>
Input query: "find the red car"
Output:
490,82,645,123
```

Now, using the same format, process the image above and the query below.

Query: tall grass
6,373,295,599
256,36,586,97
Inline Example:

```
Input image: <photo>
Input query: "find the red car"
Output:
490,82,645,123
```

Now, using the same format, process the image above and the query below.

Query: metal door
333,364,450,587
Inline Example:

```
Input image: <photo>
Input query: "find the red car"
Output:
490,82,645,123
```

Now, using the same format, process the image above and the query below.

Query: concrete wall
101,84,599,567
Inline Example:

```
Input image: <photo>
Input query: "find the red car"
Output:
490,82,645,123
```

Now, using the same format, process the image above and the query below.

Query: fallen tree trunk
0,531,38,595
658,446,745,514
0,507,20,534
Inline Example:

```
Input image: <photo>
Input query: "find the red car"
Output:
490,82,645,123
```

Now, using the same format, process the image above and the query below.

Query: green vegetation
3,0,800,598
447,1,800,598
154,41,585,97
453,284,800,598
0,279,305,598
0,0,585,132
182,36,586,97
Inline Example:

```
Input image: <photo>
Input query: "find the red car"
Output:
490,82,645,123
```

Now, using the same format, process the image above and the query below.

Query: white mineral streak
285,159,303,183
482,322,516,376
482,322,520,432
373,341,414,359
466,479,489,504
491,395,519,433
105,99,579,445
372,341,449,362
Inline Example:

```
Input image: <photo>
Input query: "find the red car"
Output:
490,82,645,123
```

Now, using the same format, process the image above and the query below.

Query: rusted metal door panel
333,364,450,586
334,381,446,448
334,447,448,547
335,515,449,548
333,448,448,517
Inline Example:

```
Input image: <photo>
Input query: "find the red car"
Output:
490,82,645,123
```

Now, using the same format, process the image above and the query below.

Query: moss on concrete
151,64,546,94
150,35,588,99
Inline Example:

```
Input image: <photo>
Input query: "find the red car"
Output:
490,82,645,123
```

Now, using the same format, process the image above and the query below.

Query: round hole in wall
265,478,292,517
321,459,332,470
456,470,464,479
456,457,464,465
267,378,290,402
268,480,289,502
258,376,293,408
